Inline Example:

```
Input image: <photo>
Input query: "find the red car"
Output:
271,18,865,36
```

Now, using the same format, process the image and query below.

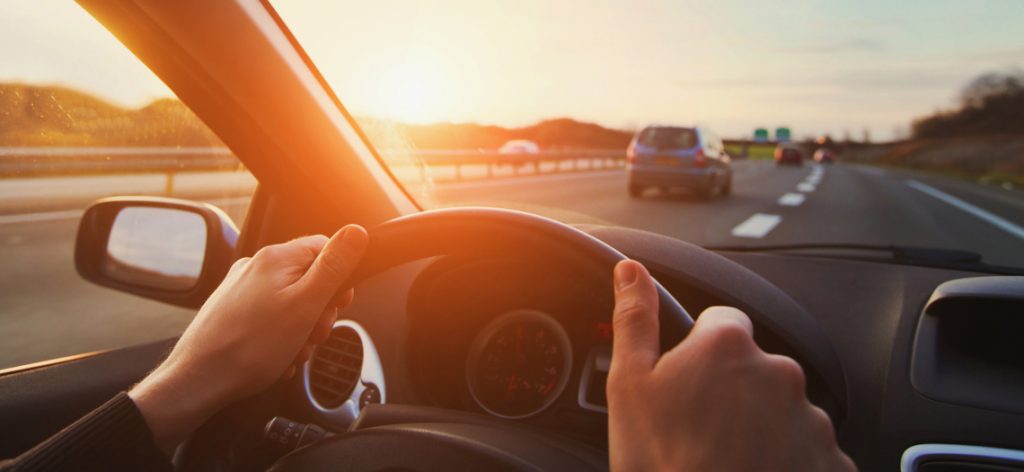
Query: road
1,160,1023,369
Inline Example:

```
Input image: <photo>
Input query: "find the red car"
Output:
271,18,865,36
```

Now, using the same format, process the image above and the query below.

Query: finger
692,305,753,334
252,235,330,285
309,306,339,345
229,256,252,272
680,306,756,356
610,260,660,373
296,344,315,364
295,225,368,301
332,288,354,309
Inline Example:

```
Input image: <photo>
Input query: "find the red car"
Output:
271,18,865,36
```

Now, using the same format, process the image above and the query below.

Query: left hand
129,225,369,452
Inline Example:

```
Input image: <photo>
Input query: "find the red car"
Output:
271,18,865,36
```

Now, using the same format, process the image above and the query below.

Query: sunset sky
2,0,1023,140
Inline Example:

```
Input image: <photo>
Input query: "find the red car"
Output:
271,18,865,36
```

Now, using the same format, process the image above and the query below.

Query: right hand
606,260,855,471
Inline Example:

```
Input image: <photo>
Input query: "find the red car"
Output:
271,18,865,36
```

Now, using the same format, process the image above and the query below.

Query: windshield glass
274,1,1024,270
638,128,698,150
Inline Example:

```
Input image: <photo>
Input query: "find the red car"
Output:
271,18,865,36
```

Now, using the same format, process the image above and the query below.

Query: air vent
309,326,364,408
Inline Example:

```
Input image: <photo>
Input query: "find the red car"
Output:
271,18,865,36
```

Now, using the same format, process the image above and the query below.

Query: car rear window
637,127,697,150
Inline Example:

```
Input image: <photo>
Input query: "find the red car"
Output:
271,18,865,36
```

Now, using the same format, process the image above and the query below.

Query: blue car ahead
626,125,732,199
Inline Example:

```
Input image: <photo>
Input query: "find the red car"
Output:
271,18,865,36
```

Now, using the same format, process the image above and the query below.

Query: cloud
675,66,962,93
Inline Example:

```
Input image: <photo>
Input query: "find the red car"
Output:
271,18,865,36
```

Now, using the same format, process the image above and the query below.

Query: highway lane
434,160,1024,267
1,159,1022,368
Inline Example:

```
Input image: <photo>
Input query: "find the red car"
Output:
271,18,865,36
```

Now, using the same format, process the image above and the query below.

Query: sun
379,50,452,124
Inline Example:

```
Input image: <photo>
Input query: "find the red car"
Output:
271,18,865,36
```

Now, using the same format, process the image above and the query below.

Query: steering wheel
267,207,693,471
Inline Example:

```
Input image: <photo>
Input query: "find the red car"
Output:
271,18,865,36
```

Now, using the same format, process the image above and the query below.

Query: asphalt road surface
1,160,1022,368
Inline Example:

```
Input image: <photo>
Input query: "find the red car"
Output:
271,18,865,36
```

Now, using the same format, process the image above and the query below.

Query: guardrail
0,147,626,183
386,149,625,180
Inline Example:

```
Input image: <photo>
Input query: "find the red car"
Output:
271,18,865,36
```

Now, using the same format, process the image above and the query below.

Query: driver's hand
607,260,855,471
129,225,369,452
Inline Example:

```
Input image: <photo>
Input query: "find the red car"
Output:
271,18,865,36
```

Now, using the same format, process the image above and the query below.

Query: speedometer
466,309,573,419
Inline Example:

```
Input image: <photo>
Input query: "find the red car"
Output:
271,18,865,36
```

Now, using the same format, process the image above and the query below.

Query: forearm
1,393,172,472
128,361,234,454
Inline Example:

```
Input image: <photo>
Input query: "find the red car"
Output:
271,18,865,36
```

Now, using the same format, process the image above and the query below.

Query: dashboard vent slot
309,326,363,408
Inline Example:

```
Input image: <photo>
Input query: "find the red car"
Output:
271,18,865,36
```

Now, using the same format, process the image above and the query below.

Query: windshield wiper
703,243,1024,275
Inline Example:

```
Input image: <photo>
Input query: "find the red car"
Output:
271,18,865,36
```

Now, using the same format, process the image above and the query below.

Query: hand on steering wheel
129,225,369,452
607,260,855,471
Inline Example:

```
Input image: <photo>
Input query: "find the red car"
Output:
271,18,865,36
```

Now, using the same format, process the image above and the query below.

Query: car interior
1,1,1022,471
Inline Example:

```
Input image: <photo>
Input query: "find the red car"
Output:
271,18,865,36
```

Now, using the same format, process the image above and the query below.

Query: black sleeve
0,392,173,472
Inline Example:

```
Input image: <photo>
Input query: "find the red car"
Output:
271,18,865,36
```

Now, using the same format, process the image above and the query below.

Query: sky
2,0,1022,141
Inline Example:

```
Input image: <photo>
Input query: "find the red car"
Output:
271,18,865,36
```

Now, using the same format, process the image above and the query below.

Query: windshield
275,1,1024,270
637,128,698,150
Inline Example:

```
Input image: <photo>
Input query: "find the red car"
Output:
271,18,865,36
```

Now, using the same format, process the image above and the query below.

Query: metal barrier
386,149,625,180
0,147,626,184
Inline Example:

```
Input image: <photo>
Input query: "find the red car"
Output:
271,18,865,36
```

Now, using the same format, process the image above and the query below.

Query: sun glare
378,49,452,124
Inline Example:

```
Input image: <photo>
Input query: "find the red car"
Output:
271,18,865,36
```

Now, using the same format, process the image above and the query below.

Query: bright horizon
2,0,1023,141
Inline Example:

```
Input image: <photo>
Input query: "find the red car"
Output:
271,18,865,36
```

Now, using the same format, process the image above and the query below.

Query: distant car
813,148,837,164
626,125,733,199
774,143,804,166
498,140,540,155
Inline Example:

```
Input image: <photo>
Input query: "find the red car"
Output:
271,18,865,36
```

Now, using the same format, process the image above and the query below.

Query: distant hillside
0,83,223,147
359,117,634,150
0,83,632,150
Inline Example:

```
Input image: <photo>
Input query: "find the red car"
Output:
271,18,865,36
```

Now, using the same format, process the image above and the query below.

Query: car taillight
694,149,707,167
626,144,637,163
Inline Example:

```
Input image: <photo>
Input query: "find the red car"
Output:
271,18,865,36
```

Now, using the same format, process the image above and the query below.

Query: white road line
778,193,806,206
797,183,816,192
0,196,253,226
907,180,1024,240
731,213,782,238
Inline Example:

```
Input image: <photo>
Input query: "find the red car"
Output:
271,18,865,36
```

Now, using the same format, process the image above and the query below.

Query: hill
0,83,223,147
1,83,633,150
359,117,634,150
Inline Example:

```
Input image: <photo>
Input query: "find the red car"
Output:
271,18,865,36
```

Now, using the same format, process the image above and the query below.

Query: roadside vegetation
0,84,222,147
843,70,1024,187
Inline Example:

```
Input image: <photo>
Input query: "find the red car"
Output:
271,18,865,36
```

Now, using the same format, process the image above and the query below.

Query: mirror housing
75,196,239,309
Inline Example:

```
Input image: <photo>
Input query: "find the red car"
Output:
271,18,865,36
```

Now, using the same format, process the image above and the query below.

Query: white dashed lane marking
778,193,806,206
731,213,782,238
797,182,816,192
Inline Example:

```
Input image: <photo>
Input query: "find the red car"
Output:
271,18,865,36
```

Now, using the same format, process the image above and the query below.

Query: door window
0,1,255,369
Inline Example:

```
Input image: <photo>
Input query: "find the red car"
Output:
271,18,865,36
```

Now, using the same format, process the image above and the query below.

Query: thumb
610,260,660,373
296,225,368,301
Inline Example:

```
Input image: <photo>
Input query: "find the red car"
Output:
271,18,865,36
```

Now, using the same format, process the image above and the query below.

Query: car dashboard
269,229,1024,472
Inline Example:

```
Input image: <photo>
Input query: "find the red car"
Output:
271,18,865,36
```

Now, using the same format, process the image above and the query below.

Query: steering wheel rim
181,208,695,472
342,207,694,350
272,207,694,472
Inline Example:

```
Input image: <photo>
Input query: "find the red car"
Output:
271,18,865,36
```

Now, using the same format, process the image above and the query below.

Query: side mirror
75,197,239,308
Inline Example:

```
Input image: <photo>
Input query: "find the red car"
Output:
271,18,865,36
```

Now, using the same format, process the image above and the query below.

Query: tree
959,69,1024,109
911,69,1024,139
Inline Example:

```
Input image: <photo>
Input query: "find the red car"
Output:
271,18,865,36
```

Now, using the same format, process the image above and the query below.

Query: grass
725,143,775,160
